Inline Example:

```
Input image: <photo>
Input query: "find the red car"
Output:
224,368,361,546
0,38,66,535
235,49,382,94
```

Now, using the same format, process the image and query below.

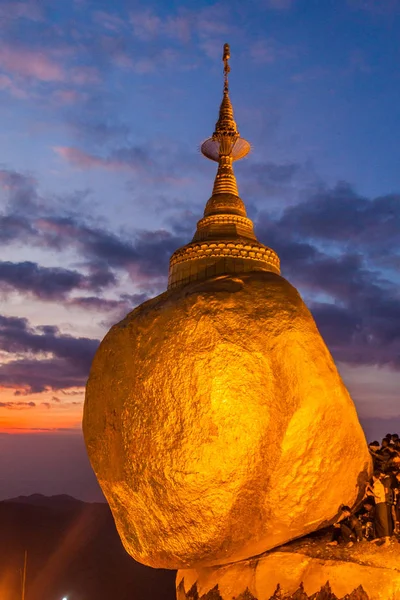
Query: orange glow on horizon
0,386,84,433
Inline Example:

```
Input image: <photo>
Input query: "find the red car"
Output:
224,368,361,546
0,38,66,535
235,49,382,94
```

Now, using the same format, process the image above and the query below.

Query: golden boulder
83,271,371,569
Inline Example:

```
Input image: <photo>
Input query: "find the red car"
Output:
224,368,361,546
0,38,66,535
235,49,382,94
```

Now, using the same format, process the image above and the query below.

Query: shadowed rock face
84,271,371,569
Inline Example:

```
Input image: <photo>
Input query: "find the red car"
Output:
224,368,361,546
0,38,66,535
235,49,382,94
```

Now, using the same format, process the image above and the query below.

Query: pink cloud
53,146,145,173
54,147,109,170
0,43,99,93
0,44,64,82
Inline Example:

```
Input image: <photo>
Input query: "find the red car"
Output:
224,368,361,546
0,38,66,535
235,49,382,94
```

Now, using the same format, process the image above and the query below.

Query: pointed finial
223,43,230,94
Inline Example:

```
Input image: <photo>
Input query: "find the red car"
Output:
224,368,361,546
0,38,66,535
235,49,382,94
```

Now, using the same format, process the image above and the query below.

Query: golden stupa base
176,534,400,600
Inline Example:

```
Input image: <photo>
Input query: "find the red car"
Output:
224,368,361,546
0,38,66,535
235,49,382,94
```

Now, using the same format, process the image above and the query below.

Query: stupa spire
200,43,251,200
168,44,280,290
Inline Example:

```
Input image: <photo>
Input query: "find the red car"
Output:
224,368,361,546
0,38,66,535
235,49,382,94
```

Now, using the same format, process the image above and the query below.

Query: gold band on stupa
168,43,280,290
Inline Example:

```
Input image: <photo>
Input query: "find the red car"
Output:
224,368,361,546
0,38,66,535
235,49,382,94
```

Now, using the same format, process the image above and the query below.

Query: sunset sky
0,0,399,501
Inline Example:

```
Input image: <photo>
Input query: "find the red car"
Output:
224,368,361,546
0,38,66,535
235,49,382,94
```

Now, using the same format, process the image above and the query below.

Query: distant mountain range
0,494,176,600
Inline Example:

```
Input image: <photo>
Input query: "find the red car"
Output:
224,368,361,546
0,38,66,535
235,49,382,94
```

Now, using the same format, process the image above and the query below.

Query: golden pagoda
168,44,279,289
83,44,371,573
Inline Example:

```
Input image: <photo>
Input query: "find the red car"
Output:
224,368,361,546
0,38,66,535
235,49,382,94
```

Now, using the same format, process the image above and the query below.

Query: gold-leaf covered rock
83,271,371,569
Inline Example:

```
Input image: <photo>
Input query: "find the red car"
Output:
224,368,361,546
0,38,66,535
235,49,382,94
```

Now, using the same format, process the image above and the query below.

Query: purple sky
0,0,399,500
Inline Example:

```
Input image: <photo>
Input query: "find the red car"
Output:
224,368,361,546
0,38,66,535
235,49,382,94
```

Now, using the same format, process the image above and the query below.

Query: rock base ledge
177,580,370,600
176,547,400,600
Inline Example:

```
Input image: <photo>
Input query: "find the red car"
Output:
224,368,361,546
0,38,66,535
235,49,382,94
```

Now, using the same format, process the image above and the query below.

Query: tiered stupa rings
168,43,280,290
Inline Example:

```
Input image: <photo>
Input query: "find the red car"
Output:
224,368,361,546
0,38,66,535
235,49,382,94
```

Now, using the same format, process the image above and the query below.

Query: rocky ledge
177,580,369,599
176,531,400,600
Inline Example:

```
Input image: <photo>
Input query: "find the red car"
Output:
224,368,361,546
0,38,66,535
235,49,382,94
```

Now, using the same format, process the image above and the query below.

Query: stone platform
176,532,400,600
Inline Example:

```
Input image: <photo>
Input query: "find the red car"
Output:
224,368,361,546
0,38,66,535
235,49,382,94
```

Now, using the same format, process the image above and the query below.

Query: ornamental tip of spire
215,42,237,139
223,42,231,94
201,43,251,163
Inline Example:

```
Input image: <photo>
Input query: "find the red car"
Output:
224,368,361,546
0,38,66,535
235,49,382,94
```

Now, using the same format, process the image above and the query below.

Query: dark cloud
0,260,115,299
0,315,99,392
0,314,98,368
254,187,400,371
0,357,90,394
37,216,181,289
67,296,123,312
275,183,400,267
0,401,36,409
0,214,35,242
0,168,39,213
0,160,187,297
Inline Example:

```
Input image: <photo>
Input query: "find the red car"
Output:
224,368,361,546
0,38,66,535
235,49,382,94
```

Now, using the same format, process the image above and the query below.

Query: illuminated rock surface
176,534,400,599
84,271,370,569
83,45,371,571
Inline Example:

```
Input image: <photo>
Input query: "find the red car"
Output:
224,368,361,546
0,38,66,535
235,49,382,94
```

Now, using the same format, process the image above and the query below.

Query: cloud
68,292,148,314
0,261,116,300
0,43,65,82
54,145,150,173
241,160,309,206
0,168,38,212
0,401,36,410
0,314,99,392
253,183,400,371
0,165,183,292
274,183,400,269
34,215,180,289
127,4,238,60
